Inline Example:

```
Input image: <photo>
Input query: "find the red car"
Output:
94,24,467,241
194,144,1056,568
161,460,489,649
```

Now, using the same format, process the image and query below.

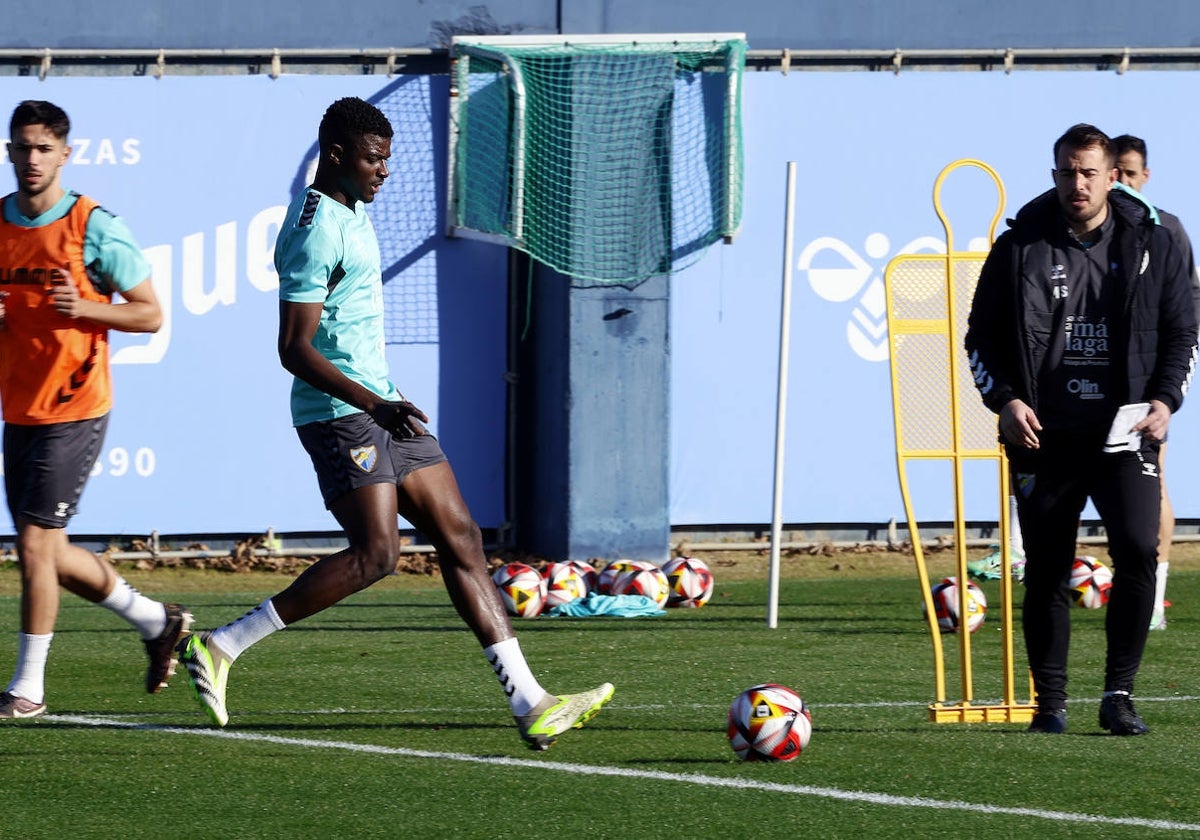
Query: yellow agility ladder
884,159,1037,723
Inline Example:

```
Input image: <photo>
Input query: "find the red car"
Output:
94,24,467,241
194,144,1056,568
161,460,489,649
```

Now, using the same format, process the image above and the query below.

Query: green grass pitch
2,562,1198,838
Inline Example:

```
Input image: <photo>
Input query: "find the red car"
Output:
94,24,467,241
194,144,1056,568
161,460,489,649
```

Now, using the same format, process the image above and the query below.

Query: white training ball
541,561,588,608
609,564,670,608
727,683,812,762
491,562,547,618
597,559,644,595
661,556,715,608
566,560,600,593
1069,556,1113,609
925,576,987,634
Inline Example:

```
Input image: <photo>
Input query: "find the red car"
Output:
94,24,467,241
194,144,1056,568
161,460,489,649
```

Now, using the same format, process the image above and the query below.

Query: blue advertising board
671,69,1200,527
0,68,1196,535
0,74,507,535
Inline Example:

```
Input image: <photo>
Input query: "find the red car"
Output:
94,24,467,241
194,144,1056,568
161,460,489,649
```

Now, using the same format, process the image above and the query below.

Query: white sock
484,637,547,716
7,632,53,704
1008,495,1025,554
1154,562,1169,610
99,577,167,640
210,599,286,662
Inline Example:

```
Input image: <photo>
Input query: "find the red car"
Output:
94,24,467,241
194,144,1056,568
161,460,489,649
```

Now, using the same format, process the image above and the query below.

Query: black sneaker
1027,709,1068,734
1099,693,1149,736
144,603,194,694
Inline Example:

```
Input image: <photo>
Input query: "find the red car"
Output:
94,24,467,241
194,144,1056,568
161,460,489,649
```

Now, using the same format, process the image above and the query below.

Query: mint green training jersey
275,188,401,426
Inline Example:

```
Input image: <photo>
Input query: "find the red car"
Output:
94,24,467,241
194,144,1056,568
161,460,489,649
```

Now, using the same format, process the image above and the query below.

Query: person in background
0,100,190,720
1112,133,1200,632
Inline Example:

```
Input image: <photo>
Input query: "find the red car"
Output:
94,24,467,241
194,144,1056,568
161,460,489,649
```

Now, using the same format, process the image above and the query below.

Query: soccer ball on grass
1070,555,1113,609
541,561,588,608
609,562,670,608
597,559,642,594
727,683,812,762
925,576,987,633
492,562,547,618
661,556,715,608
566,560,599,593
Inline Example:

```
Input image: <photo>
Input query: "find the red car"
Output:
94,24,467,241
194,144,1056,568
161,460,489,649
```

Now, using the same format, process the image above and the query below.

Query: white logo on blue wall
799,233,990,362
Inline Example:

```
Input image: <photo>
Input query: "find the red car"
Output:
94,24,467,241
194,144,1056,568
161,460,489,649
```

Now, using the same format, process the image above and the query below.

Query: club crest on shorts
350,444,378,472
1015,472,1036,498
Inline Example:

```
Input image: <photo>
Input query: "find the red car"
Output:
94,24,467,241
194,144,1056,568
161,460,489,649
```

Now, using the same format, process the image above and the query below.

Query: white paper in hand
1103,402,1151,453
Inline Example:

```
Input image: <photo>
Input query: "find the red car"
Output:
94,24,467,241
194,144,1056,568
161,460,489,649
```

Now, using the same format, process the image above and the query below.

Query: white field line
48,713,1200,833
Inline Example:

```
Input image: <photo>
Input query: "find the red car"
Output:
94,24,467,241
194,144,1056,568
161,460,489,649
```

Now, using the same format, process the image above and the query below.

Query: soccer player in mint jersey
0,100,191,720
178,97,612,748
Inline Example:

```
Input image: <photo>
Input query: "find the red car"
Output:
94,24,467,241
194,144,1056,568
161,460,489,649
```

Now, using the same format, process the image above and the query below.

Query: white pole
768,161,798,629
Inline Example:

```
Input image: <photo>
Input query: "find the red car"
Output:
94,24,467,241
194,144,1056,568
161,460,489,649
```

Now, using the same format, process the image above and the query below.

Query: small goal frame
445,33,745,266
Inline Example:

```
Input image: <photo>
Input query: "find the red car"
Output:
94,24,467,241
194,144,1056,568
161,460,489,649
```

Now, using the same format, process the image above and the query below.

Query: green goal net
448,34,746,286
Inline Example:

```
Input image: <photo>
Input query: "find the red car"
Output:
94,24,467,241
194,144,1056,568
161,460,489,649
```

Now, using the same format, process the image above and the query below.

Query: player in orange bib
0,100,191,719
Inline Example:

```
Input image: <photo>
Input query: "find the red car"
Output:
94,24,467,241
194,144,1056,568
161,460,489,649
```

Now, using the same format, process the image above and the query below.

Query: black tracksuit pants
1008,427,1161,711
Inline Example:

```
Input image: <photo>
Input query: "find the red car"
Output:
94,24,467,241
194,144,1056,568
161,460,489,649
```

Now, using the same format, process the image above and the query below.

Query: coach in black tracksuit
965,123,1198,736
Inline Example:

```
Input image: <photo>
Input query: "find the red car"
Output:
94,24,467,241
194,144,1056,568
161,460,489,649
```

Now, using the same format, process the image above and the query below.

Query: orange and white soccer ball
541,561,588,608
661,556,715,608
609,562,670,608
1070,555,1113,609
597,559,642,594
926,576,987,633
491,562,547,618
727,683,812,762
566,560,599,593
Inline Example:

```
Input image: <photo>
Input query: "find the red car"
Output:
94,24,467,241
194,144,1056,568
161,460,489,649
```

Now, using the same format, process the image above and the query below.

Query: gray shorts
296,412,448,508
3,415,108,528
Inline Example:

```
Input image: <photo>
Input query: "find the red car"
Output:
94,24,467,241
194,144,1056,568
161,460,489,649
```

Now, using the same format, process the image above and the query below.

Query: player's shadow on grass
807,724,946,735
45,623,468,638
180,601,462,612
624,757,740,766
45,717,505,738
263,623,472,634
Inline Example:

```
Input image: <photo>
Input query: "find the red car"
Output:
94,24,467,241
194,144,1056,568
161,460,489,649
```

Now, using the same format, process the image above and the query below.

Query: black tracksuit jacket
965,187,1197,423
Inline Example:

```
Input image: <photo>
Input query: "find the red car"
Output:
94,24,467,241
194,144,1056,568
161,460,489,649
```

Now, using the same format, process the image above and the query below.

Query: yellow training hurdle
884,159,1037,723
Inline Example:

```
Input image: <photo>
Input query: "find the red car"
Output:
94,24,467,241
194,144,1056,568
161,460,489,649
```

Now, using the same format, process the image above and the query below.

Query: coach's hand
1132,399,1171,444
368,400,429,439
999,399,1041,449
